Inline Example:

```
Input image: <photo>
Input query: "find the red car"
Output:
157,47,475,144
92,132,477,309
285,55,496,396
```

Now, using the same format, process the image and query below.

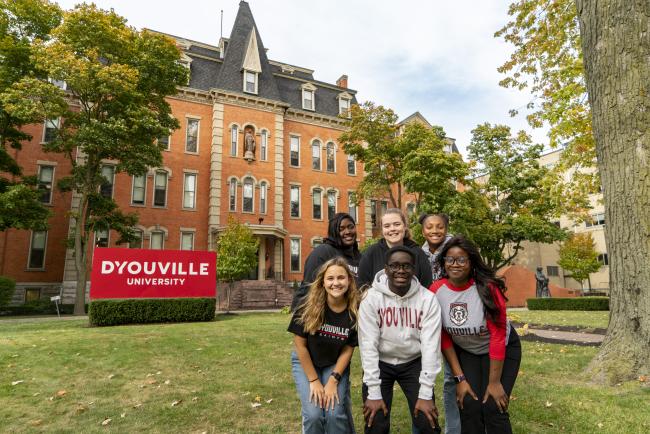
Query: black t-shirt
288,305,358,368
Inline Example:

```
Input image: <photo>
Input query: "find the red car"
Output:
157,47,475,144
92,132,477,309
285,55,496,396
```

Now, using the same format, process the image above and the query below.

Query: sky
53,0,547,156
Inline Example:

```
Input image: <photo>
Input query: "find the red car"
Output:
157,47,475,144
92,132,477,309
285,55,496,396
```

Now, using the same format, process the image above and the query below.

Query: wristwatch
330,371,342,382
453,374,466,384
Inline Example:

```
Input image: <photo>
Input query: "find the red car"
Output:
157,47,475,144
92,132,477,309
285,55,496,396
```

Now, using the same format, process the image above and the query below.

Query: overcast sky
53,0,546,156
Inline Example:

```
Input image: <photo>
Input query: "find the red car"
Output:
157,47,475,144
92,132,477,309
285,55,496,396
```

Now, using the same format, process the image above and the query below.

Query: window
49,78,66,90
597,253,609,266
290,185,300,218
339,97,350,116
43,118,59,143
312,140,321,170
230,125,238,156
586,213,606,227
302,89,314,110
406,203,416,217
229,178,237,212
181,232,194,251
326,142,335,172
327,190,337,220
259,181,267,214
290,238,301,272
244,70,257,94
347,154,356,175
37,165,54,204
153,170,168,207
25,288,41,303
186,118,199,153
290,136,300,167
312,238,323,248
28,231,47,269
370,200,377,227
95,227,109,247
150,231,164,249
243,177,254,212
158,134,170,150
348,192,357,222
129,229,143,248
547,265,559,277
100,165,115,198
131,175,146,205
260,130,268,161
380,200,388,217
312,188,322,219
183,173,196,209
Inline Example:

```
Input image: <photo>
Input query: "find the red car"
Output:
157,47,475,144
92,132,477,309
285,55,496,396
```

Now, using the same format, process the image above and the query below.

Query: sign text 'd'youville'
100,260,210,276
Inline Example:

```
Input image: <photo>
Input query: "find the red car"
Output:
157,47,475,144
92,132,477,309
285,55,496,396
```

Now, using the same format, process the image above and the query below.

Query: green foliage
1,302,87,315
88,298,216,326
0,276,15,308
495,0,596,217
527,296,609,311
216,216,259,282
0,0,60,231
340,102,467,209
558,232,601,288
360,237,380,253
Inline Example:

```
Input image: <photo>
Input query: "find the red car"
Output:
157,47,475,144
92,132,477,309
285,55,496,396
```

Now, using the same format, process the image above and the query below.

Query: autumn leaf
28,420,43,427
56,390,67,397
265,399,273,404
639,375,648,382
11,380,24,386
101,418,112,426
545,401,553,408
254,395,261,403
171,400,182,407
251,402,261,409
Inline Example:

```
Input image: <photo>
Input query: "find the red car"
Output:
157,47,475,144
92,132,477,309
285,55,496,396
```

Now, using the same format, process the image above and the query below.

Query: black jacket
357,238,433,289
290,213,361,311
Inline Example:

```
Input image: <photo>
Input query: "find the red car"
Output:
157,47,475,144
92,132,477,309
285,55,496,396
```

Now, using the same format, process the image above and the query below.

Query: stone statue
535,266,551,298
244,130,256,161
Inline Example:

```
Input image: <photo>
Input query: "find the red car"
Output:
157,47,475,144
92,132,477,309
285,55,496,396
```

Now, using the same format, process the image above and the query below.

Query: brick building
0,1,375,304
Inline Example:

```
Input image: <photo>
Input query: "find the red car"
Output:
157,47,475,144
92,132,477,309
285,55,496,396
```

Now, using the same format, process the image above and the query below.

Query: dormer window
244,70,258,94
301,83,317,111
337,92,352,117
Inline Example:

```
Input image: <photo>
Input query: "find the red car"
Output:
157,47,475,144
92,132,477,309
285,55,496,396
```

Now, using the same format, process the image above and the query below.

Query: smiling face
385,250,415,294
422,215,448,250
323,265,350,302
444,246,472,286
339,218,357,247
382,213,406,247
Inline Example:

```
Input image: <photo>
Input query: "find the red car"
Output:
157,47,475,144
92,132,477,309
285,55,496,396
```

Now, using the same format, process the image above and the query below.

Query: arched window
327,190,337,220
312,188,322,219
326,142,336,172
243,177,254,212
153,170,168,207
229,178,237,212
312,140,321,170
260,181,267,214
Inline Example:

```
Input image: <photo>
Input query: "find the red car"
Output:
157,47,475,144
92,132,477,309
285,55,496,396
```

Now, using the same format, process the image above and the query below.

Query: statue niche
243,126,256,162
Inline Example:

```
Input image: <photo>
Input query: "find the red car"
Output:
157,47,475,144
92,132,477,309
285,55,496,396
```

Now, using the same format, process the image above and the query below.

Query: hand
456,380,478,410
483,381,509,413
309,380,325,408
414,398,439,428
363,399,388,427
324,378,340,411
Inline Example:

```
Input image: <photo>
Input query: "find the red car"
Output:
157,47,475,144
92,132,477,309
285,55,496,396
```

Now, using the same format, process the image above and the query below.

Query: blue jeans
443,360,461,434
291,351,353,434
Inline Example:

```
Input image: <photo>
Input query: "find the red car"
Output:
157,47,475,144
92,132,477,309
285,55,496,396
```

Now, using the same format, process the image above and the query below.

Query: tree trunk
587,275,592,292
73,191,88,316
576,0,650,383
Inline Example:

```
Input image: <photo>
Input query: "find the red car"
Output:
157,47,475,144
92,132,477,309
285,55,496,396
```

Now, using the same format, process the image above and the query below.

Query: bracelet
309,378,318,383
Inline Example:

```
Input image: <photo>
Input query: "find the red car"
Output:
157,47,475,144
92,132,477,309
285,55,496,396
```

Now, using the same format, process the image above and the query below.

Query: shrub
0,276,16,309
89,298,216,326
527,296,609,311
0,302,88,316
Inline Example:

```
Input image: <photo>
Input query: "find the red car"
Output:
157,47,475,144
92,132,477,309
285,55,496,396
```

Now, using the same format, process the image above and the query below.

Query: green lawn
508,310,610,329
1,313,647,433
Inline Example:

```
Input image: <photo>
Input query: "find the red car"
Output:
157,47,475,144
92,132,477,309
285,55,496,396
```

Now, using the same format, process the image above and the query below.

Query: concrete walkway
523,327,604,346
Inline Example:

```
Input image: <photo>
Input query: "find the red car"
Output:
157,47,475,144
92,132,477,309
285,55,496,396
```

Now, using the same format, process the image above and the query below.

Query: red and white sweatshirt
429,278,510,360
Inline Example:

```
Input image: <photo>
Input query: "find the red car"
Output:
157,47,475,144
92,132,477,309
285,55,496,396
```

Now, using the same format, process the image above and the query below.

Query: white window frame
150,231,165,250
243,70,258,94
183,172,197,210
129,229,144,249
290,238,301,272
327,190,337,220
100,165,115,199
37,165,55,204
311,140,321,170
290,135,300,167
94,227,110,248
302,88,315,111
27,230,48,270
229,178,237,212
312,188,323,220
230,125,239,157
180,231,195,251
259,181,267,214
326,142,336,173
339,97,351,117
185,118,200,154
242,177,254,213
158,134,170,151
42,117,59,143
260,130,268,161
131,174,147,206
290,185,301,218
152,170,169,208
347,153,356,175
348,192,357,222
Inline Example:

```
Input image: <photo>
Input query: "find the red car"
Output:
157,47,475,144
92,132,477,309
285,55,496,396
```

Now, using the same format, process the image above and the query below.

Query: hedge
0,301,87,316
527,297,609,311
88,298,216,326
0,276,16,309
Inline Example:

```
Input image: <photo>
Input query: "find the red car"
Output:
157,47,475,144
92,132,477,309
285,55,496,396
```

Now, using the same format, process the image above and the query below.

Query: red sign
90,248,216,299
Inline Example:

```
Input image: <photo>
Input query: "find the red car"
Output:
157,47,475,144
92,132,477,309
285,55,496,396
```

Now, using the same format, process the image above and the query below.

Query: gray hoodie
359,270,442,401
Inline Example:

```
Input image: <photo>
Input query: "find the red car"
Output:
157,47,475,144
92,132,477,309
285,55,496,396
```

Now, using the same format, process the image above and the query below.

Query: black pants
362,357,441,434
456,327,521,434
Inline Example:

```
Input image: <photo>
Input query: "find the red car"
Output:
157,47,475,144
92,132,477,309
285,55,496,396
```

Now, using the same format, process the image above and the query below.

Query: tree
575,0,650,383
216,217,259,313
458,123,566,269
339,101,467,209
0,0,60,231
557,232,601,290
1,4,188,315
495,0,595,217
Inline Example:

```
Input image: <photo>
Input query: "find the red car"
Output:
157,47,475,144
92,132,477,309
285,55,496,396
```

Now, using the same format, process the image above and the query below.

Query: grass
1,313,648,433
508,310,610,329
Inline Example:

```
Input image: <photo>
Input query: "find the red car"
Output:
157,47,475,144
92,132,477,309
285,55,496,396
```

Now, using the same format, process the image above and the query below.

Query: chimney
336,74,348,89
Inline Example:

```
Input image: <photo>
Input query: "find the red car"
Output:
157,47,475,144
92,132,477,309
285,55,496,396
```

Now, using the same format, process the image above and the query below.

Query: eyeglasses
387,263,414,272
444,256,469,266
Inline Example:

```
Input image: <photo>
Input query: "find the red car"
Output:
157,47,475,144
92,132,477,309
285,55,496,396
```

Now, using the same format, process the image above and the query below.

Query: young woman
289,257,360,434
358,208,432,289
419,213,459,434
429,236,521,434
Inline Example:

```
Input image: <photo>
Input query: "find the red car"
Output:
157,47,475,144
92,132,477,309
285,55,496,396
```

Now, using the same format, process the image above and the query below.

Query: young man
359,246,442,434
